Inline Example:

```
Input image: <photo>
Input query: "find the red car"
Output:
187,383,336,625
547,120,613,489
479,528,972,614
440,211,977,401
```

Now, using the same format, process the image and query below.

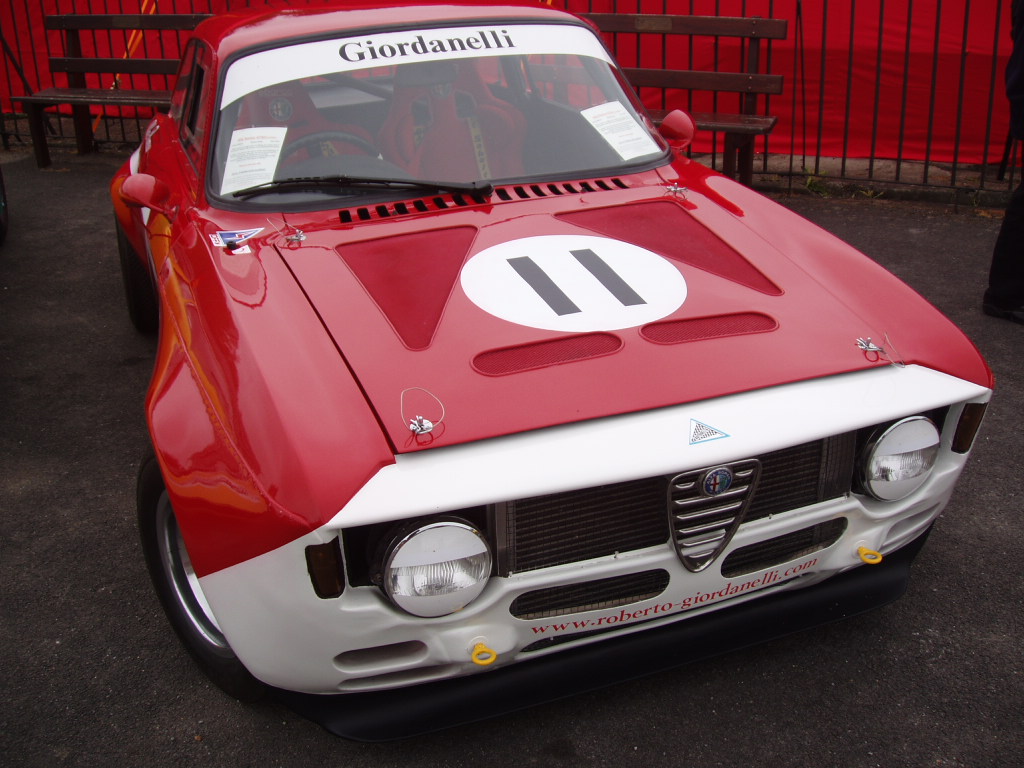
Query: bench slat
582,13,788,40
45,14,211,31
49,57,181,76
623,67,784,96
648,109,778,135
18,88,172,109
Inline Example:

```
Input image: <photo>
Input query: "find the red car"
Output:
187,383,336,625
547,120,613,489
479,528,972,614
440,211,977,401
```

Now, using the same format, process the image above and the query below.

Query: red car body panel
278,163,990,456
112,2,991,581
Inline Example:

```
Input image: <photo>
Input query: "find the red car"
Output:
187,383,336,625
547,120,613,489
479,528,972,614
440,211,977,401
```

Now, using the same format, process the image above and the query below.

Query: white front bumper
197,364,989,693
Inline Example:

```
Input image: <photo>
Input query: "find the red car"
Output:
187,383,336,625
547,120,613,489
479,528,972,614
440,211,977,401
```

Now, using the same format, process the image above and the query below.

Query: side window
176,42,212,168
168,42,198,122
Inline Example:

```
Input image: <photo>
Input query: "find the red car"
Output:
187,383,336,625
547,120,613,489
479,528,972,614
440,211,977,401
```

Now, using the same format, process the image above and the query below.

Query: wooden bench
16,14,210,168
582,13,788,186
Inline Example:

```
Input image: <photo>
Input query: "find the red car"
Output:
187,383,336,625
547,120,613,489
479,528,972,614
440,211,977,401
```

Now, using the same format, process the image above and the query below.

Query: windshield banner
220,23,611,109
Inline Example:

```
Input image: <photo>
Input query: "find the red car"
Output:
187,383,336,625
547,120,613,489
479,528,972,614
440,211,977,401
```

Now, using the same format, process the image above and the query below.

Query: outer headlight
862,416,941,501
383,520,492,618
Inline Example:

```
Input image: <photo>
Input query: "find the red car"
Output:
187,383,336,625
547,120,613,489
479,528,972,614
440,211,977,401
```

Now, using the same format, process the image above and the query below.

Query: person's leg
985,180,1024,323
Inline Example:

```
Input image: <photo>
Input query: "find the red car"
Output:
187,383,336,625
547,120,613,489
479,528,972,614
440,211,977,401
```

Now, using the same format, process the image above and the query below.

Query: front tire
0,167,9,246
137,452,264,701
116,219,158,333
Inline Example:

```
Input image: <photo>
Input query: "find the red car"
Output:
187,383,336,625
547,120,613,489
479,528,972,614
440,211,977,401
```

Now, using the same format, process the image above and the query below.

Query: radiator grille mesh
504,477,668,574
721,518,848,577
503,434,856,575
510,570,670,619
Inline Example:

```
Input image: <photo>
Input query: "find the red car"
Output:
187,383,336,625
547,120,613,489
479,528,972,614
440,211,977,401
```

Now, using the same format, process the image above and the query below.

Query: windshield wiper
230,175,494,200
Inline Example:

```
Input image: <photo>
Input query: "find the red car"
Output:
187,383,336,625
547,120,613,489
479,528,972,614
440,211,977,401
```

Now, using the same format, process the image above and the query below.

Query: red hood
271,167,988,453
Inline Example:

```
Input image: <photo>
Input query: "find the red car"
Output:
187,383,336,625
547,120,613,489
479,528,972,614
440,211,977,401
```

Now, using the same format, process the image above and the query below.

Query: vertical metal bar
114,0,128,144
761,0,776,173
814,0,829,176
840,0,856,178
979,0,1005,190
788,0,805,192
868,0,886,180
687,0,695,115
923,0,943,186
895,0,914,183
33,0,54,95
712,0,722,170
745,38,761,117
949,0,972,188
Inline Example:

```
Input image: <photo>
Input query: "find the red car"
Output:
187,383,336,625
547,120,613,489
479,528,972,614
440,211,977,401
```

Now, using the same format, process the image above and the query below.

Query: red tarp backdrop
0,0,1016,165
567,0,1014,164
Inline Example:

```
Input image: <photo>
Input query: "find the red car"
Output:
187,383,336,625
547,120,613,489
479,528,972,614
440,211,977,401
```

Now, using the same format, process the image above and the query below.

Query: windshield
209,21,667,205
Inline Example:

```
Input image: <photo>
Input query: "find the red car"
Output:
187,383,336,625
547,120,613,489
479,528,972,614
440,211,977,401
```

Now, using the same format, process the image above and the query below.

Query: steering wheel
280,130,378,161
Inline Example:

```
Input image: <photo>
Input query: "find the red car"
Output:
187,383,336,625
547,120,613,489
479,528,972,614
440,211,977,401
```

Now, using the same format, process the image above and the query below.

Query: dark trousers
987,180,1024,308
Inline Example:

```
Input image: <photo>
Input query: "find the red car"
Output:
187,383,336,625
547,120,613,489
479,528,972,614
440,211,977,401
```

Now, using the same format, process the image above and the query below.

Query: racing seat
236,79,377,162
377,60,525,181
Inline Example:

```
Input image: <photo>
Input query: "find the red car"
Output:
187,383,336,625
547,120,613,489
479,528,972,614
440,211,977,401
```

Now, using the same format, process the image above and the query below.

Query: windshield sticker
220,23,611,109
209,228,264,254
461,235,687,332
582,102,661,161
220,127,287,196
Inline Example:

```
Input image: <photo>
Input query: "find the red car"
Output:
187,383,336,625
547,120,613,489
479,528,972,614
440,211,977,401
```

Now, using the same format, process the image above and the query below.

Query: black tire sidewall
116,219,159,334
137,451,265,701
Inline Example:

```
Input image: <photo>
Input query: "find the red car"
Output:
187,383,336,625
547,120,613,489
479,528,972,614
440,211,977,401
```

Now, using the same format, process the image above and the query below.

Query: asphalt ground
1,147,1022,768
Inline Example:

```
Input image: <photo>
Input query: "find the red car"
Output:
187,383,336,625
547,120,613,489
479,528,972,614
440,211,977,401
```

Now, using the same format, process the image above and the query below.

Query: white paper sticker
220,127,287,195
582,101,660,161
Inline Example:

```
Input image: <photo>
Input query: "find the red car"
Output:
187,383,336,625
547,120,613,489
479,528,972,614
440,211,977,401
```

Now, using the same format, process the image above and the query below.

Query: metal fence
0,0,1017,200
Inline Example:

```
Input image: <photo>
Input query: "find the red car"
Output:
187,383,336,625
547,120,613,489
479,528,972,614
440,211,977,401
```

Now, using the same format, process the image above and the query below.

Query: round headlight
383,520,492,618
862,416,941,501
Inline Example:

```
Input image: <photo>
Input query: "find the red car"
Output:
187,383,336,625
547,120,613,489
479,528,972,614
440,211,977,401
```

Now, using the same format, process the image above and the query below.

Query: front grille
668,459,760,572
343,434,859,586
510,570,670,619
500,434,856,575
500,477,668,574
721,518,848,577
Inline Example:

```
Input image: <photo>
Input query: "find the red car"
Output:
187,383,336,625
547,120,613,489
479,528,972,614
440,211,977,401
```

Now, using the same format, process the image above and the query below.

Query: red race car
112,1,991,739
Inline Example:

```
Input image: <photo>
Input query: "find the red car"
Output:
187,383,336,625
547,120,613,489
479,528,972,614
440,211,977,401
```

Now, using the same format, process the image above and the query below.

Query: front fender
146,228,395,577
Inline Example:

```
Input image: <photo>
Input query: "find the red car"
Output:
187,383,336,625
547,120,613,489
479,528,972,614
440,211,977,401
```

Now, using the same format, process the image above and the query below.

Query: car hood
270,167,989,453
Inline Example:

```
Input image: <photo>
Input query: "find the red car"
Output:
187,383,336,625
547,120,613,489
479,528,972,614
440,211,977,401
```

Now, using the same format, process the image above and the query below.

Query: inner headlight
383,520,492,618
862,416,941,501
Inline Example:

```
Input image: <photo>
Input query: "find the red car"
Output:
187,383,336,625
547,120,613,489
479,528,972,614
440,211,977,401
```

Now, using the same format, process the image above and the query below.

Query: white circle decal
461,235,687,332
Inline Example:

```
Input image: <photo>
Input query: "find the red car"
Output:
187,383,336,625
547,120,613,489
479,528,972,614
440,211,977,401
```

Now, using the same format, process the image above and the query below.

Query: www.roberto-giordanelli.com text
528,556,819,635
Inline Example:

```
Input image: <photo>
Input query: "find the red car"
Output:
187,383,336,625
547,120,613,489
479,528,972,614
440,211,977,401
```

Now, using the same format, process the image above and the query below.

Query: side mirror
119,173,176,217
659,109,696,152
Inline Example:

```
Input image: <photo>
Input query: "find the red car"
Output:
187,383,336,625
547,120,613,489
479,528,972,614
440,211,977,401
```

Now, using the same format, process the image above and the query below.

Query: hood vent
338,177,629,224
641,313,778,345
474,333,623,376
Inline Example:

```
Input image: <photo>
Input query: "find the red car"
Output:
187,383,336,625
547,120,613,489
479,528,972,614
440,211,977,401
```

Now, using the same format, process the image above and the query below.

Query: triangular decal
340,227,477,350
690,419,730,445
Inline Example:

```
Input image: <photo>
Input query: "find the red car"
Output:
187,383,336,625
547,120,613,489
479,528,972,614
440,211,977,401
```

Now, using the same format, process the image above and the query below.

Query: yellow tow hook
471,642,498,666
858,546,884,565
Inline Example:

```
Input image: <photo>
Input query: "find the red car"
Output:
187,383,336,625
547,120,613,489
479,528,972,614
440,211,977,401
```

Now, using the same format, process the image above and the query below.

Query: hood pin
856,334,905,368
401,387,445,437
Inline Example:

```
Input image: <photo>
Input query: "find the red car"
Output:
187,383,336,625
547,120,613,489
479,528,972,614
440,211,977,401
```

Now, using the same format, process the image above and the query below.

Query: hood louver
338,178,629,224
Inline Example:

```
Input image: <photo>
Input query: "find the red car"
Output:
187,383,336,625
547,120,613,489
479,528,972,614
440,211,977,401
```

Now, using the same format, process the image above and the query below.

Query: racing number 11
507,249,648,316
